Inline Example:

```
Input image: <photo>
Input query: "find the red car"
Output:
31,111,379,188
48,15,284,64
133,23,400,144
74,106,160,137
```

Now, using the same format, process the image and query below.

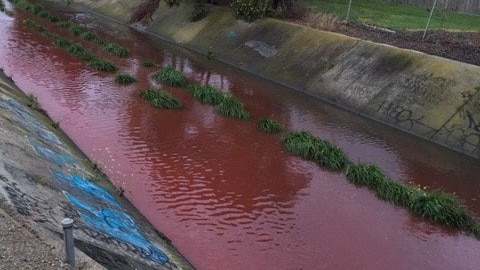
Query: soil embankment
44,0,480,159
0,69,193,269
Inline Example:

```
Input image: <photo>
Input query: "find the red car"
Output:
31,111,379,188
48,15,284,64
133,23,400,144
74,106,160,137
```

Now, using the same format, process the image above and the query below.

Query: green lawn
303,0,480,31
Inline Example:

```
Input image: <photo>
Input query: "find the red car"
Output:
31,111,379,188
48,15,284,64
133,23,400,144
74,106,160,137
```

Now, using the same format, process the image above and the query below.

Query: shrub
190,2,208,22
140,87,182,109
88,59,118,72
231,0,279,22
153,66,188,87
115,74,137,85
36,10,50,18
217,94,250,120
282,131,348,170
257,117,282,133
187,84,224,105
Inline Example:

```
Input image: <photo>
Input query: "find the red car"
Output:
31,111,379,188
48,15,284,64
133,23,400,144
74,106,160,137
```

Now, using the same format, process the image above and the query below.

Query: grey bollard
62,218,75,267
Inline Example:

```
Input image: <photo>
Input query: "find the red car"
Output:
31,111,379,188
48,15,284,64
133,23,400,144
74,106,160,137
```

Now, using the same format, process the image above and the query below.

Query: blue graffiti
55,172,121,208
0,98,62,145
30,140,78,167
64,192,169,264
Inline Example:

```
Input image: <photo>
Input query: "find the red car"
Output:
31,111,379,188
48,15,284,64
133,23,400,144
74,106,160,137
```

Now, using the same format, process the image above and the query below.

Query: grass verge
304,0,480,31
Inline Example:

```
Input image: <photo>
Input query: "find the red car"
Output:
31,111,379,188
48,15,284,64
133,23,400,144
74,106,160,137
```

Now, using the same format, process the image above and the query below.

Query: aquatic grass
375,179,421,206
143,60,155,67
88,59,118,72
115,74,137,85
407,190,475,231
54,37,73,48
56,20,74,29
257,117,283,133
217,94,250,120
79,31,96,41
36,10,50,19
345,164,387,188
282,131,348,170
103,42,129,58
67,43,93,60
153,66,188,87
187,84,225,105
140,87,182,109
47,14,60,23
68,24,88,36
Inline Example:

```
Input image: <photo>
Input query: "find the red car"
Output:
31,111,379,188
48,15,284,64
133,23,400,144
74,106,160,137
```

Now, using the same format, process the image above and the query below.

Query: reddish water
1,6,480,270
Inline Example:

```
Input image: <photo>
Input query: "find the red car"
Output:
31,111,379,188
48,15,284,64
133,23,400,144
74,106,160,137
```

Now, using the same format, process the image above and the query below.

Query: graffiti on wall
0,97,172,267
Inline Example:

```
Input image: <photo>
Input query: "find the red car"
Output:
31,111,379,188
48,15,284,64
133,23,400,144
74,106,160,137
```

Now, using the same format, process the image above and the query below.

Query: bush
257,117,282,133
375,179,421,206
282,131,348,170
231,0,279,22
140,87,182,109
115,74,137,85
217,94,250,120
346,164,387,188
190,2,208,22
153,66,188,87
187,84,224,105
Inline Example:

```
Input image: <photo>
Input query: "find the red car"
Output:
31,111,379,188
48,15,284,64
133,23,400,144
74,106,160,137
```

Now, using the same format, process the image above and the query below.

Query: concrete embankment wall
48,0,480,159
0,70,192,269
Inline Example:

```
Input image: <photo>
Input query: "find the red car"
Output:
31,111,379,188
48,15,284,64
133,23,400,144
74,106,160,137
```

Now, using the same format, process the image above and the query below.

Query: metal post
346,0,353,23
62,218,75,267
423,0,438,41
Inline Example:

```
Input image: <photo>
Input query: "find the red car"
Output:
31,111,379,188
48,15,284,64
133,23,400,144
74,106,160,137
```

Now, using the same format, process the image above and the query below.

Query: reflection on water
1,6,480,270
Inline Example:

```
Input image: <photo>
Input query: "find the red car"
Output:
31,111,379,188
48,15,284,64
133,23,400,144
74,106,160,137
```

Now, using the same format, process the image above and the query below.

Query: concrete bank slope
49,0,480,159
0,70,193,269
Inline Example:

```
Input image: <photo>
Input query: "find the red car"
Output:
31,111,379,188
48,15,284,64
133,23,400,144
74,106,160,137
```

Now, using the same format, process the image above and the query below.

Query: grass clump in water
187,84,224,105
67,43,93,61
88,59,118,72
115,74,137,85
217,94,250,120
282,131,348,171
79,31,96,41
143,60,155,68
140,88,182,109
346,164,387,188
257,117,282,133
103,42,129,58
153,66,188,87
407,190,475,231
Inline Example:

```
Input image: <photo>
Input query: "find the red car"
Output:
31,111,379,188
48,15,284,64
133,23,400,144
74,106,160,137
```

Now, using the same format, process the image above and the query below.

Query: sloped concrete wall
45,0,480,158
0,70,192,269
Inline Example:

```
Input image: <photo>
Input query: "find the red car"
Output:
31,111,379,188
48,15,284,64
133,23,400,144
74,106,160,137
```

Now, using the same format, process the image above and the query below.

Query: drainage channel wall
46,0,480,159
0,70,193,269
